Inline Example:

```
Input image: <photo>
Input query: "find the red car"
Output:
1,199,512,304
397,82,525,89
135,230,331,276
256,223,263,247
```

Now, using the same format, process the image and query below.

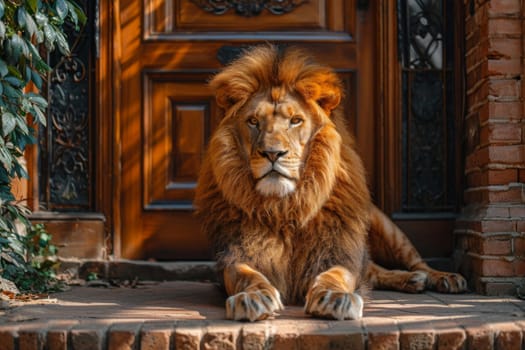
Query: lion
194,44,467,322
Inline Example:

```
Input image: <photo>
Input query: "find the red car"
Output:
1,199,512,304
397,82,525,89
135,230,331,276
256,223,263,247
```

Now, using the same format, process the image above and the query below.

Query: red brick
241,323,271,350
519,169,525,182
488,79,521,100
108,323,141,350
488,18,522,35
481,237,512,255
509,206,525,217
489,145,525,164
487,186,524,203
495,323,523,350
19,330,45,350
484,205,510,217
465,322,494,350
467,170,483,187
487,169,518,185
473,257,513,276
487,101,522,121
174,322,202,350
515,258,525,276
514,237,525,255
70,325,108,350
436,327,466,350
481,219,515,232
517,220,525,232
0,327,18,350
300,322,364,350
271,322,300,350
47,330,68,350
202,324,240,350
488,58,521,77
488,37,521,59
480,123,521,145
488,0,521,16
141,329,171,350
359,317,398,350
483,281,519,295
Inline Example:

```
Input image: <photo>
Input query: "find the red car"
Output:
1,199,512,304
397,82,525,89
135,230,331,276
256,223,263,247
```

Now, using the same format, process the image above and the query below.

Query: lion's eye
247,117,259,128
290,117,303,126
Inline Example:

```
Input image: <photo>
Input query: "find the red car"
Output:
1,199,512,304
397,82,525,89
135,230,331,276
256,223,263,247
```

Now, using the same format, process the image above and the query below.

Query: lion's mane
195,45,371,303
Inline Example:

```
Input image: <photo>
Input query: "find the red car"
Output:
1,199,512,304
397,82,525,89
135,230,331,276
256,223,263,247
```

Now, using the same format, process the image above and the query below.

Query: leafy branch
0,0,85,293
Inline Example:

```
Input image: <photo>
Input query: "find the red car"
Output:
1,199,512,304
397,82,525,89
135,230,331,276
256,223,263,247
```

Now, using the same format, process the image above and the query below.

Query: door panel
145,0,354,38
119,0,375,259
143,72,220,209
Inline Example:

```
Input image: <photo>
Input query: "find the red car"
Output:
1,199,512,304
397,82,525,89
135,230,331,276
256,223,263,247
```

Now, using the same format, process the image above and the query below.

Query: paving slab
0,281,523,349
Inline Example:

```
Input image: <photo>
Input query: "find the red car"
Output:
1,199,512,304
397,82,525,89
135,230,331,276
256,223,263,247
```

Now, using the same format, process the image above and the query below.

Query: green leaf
42,23,56,51
35,12,48,26
0,0,4,19
27,93,48,108
14,114,29,134
67,2,78,28
27,0,37,14
23,9,38,38
55,0,68,21
69,1,86,25
0,20,5,39
54,29,70,56
2,112,16,136
16,7,26,28
27,42,51,73
0,59,7,77
4,76,24,87
7,65,22,79
0,145,13,171
31,105,46,126
2,82,21,99
9,34,23,61
31,69,43,89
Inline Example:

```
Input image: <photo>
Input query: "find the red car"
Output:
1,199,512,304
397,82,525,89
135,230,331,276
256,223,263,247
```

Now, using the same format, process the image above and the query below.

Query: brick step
1,281,524,349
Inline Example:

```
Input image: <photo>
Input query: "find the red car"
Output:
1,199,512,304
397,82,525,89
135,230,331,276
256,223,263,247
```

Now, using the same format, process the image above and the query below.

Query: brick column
456,0,525,296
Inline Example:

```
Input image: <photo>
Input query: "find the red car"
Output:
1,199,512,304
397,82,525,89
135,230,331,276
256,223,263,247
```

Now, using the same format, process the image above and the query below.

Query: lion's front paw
225,288,283,322
305,290,363,321
428,272,467,293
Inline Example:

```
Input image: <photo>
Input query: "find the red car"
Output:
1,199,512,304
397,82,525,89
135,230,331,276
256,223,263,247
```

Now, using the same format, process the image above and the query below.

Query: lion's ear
296,78,342,115
210,80,250,110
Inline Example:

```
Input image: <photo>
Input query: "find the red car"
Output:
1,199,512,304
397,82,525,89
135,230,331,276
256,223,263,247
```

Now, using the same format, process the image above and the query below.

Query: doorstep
0,281,524,350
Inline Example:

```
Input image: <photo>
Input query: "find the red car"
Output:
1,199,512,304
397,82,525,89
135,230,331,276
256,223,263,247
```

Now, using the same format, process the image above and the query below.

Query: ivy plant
0,0,85,293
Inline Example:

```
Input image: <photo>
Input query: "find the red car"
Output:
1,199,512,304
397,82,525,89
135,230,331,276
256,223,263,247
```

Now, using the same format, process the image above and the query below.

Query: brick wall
456,0,525,295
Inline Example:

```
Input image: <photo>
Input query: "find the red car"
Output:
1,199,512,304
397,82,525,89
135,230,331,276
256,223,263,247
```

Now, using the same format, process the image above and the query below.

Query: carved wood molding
190,0,307,17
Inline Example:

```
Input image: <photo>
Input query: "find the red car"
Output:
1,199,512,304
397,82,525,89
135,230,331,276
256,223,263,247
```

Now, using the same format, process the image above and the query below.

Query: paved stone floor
0,281,524,349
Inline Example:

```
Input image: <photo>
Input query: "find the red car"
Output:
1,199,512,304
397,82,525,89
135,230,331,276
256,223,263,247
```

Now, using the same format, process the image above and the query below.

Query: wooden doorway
115,0,378,259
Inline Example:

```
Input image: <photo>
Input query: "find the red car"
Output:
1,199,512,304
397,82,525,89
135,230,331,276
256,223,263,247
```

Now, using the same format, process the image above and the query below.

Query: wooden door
117,0,377,259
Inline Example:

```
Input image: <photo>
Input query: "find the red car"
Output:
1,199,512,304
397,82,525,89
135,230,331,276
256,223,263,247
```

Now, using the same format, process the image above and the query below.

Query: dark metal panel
39,0,96,211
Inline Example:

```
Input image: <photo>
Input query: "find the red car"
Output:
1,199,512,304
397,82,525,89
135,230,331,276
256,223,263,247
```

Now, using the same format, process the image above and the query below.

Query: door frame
99,0,462,260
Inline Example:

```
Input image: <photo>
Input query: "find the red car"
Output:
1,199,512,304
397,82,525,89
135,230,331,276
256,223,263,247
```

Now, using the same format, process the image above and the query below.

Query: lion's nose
258,150,288,163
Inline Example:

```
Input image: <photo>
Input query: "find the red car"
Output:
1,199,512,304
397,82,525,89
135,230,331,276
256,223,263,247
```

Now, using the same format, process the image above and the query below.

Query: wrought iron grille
38,0,95,211
398,0,457,212
190,0,307,16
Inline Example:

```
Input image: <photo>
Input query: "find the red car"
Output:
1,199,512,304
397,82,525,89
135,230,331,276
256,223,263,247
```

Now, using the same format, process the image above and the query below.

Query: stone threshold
0,280,524,350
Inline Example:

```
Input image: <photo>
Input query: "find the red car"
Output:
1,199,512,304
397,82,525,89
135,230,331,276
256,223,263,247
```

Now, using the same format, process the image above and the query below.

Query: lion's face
236,91,318,197
203,45,348,216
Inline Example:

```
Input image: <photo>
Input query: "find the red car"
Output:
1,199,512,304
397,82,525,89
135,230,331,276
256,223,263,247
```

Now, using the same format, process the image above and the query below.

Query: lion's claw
305,290,363,320
226,289,283,322
429,272,467,293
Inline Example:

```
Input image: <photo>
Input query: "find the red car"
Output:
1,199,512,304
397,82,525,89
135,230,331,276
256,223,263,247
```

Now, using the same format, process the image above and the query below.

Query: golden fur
194,45,466,322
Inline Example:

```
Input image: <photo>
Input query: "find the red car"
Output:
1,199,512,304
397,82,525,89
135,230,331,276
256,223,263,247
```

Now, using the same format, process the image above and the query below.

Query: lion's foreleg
304,266,364,320
223,263,284,321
